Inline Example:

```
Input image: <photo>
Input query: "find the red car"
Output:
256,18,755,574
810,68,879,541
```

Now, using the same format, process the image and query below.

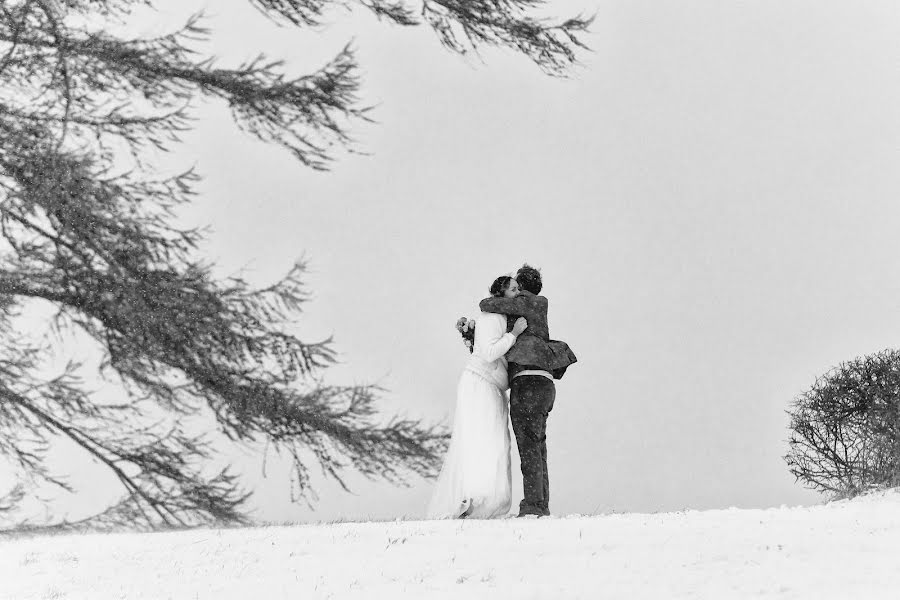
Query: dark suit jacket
479,291,577,380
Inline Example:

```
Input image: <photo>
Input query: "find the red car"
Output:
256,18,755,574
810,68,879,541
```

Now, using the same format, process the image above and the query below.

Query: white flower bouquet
455,316,475,353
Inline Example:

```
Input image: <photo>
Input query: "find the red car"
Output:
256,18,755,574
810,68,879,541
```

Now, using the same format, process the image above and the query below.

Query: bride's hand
511,317,528,336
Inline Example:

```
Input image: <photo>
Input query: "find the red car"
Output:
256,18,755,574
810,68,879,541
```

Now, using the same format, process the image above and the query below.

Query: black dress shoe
517,501,545,517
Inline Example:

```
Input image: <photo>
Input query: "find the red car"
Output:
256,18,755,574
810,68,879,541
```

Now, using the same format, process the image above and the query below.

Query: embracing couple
428,264,577,519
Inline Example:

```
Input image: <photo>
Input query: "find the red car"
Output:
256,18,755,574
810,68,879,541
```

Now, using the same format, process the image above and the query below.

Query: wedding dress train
427,312,515,519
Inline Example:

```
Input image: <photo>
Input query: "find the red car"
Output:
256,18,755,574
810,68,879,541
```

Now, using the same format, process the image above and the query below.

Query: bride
427,275,528,519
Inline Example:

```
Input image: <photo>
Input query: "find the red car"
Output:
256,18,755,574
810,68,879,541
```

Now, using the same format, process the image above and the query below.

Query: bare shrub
786,349,900,498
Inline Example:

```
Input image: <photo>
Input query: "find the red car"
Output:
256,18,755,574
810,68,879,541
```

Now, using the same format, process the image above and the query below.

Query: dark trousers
509,375,556,516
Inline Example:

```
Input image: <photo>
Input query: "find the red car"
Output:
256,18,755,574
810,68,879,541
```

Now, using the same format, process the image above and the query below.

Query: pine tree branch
0,0,584,530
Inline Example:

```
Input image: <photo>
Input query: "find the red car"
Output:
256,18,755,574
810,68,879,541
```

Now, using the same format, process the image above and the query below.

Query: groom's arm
478,295,527,316
479,293,545,321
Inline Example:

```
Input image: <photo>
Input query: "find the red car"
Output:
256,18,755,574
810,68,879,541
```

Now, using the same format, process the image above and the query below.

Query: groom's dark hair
516,264,542,294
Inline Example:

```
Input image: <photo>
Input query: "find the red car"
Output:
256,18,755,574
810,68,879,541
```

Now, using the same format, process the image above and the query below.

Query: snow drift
3,490,900,599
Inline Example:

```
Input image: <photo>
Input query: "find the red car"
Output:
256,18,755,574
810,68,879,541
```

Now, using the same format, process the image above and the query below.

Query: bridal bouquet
455,316,475,353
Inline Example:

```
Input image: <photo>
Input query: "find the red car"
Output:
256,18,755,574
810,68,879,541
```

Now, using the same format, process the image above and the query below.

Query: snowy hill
3,491,900,599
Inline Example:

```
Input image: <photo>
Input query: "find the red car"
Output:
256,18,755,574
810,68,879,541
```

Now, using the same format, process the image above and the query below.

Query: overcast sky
13,0,900,523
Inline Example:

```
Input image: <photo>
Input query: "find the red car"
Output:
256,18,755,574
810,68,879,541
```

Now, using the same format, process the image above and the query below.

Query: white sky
12,0,900,523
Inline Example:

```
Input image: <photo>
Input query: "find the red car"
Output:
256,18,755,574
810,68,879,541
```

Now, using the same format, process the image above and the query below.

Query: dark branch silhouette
0,0,589,530
785,349,900,498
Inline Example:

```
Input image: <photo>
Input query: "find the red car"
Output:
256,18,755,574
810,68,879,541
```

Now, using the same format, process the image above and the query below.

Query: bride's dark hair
489,275,513,297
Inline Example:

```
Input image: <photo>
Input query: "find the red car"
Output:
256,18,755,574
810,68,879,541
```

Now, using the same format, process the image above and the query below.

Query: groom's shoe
517,506,544,518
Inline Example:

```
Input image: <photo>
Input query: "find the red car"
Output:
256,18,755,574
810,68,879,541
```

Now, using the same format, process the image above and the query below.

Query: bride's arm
477,314,518,363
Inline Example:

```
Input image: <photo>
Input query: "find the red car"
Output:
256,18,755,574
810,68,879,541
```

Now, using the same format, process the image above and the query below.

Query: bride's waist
467,355,505,370
465,358,507,384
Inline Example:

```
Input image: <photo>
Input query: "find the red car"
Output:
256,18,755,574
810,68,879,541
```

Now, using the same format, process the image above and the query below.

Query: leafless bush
786,349,900,498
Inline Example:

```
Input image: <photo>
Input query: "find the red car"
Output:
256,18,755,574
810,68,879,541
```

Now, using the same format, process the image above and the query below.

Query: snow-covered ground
3,491,900,599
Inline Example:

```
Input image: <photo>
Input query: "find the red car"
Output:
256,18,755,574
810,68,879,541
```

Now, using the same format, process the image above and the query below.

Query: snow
3,491,900,599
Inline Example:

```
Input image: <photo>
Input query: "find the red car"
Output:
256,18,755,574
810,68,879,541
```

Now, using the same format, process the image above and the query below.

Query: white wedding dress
427,311,516,519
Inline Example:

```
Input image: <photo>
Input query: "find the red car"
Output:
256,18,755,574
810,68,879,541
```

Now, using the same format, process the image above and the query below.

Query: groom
479,264,576,517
